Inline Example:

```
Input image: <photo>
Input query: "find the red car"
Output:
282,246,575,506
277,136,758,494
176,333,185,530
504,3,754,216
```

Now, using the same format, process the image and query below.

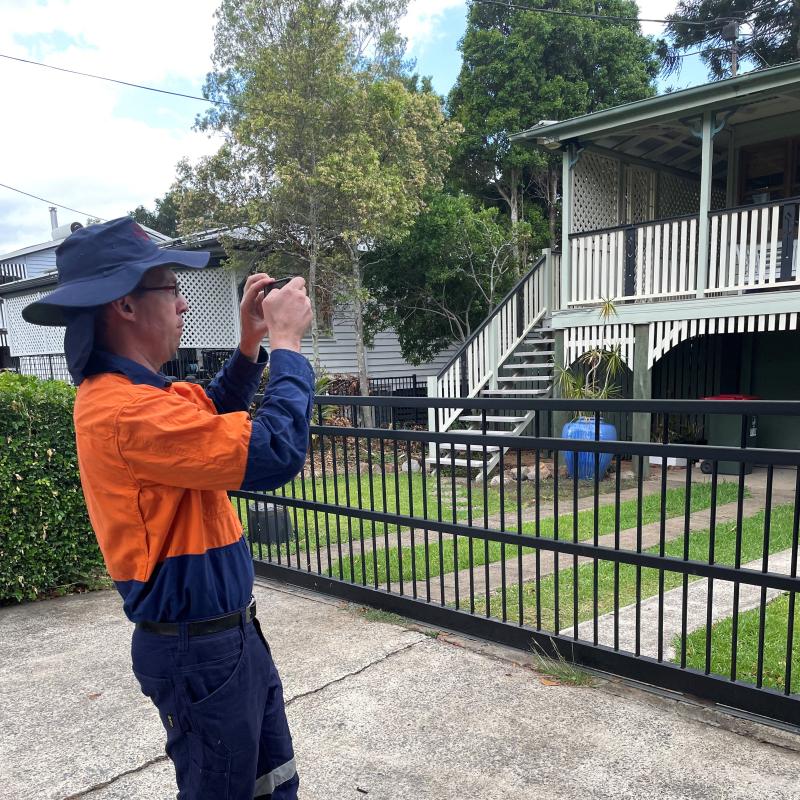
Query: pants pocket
186,731,231,798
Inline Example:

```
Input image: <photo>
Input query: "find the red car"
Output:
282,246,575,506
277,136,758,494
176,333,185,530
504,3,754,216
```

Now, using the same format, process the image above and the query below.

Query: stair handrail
432,252,552,431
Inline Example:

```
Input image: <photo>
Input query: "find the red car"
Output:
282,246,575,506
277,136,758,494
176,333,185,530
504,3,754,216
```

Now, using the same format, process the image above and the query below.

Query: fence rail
233,395,800,727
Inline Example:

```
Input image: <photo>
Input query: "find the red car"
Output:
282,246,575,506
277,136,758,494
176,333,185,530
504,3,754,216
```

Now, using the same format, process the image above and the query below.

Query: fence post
427,375,437,466
632,324,651,479
488,316,500,390
542,248,553,313
515,283,525,337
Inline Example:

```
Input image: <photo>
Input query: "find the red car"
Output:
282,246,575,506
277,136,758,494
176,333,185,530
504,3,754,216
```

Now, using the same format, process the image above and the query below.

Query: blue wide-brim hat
22,216,211,326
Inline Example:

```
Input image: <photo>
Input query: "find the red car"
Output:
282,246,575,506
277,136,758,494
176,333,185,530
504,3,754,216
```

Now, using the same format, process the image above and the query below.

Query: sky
0,0,723,255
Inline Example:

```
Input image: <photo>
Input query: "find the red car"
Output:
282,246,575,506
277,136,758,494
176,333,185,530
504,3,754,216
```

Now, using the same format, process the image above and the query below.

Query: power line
0,52,240,109
0,182,102,221
468,0,712,27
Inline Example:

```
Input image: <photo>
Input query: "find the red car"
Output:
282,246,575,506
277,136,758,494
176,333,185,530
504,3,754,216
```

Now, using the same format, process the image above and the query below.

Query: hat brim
21,248,211,326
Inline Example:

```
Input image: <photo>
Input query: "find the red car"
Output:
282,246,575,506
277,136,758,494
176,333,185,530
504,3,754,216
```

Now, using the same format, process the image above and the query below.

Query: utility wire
0,52,243,110
0,182,102,220
468,0,713,27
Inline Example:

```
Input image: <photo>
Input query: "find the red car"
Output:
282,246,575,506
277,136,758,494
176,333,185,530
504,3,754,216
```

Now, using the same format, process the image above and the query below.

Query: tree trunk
350,249,374,427
548,165,559,251
308,249,322,375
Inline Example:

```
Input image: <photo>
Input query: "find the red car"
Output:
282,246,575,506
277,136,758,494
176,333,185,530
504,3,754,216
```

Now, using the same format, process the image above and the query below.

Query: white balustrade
708,201,800,293
433,256,549,431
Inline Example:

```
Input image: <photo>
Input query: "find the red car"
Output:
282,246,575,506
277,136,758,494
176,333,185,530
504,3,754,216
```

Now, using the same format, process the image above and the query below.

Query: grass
675,594,800,695
530,638,597,687
476,503,796,636
233,467,639,558
328,482,740,585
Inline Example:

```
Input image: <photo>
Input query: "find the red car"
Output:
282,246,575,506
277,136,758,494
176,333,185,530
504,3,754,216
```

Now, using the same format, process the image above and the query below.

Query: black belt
136,600,256,636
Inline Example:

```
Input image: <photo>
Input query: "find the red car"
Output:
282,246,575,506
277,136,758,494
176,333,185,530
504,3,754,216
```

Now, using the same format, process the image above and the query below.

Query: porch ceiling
513,62,800,178
589,88,800,177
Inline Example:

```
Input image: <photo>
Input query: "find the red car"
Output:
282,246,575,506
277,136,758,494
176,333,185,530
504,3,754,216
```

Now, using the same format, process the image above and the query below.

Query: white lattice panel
564,324,635,370
625,166,654,224
5,290,66,356
648,313,800,367
572,152,620,234
658,173,699,218
5,267,239,355
711,184,726,211
176,267,239,349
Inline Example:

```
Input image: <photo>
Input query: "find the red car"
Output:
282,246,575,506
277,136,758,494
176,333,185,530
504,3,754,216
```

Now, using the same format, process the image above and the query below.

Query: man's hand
238,273,312,360
263,276,312,353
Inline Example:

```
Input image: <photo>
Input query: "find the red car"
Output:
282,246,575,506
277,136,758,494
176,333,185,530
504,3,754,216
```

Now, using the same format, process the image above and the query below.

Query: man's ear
108,296,136,319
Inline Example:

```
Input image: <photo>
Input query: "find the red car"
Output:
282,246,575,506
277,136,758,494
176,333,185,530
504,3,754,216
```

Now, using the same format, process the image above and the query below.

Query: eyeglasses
136,283,181,298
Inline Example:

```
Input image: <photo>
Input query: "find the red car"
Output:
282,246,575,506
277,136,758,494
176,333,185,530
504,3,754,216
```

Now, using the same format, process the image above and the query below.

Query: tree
447,0,659,248
129,190,180,237
178,0,357,372
325,77,459,397
365,191,546,364
177,0,458,393
664,1,800,79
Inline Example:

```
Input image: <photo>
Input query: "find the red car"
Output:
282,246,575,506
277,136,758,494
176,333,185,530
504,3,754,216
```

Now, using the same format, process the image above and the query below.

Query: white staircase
426,252,558,479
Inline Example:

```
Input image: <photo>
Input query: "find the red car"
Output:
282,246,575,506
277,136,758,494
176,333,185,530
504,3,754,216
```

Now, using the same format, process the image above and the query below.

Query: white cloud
400,0,465,53
0,0,222,254
636,0,675,38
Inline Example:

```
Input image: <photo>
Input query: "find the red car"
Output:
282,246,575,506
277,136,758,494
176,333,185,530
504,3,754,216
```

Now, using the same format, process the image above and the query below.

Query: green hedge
0,372,107,602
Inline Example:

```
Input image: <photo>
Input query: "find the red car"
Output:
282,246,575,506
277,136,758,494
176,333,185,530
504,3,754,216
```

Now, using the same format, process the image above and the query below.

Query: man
22,217,313,799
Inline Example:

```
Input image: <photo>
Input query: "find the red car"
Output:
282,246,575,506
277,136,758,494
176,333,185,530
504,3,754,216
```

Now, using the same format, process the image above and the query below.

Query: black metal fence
11,353,70,382
327,374,428,428
161,348,236,382
231,395,800,727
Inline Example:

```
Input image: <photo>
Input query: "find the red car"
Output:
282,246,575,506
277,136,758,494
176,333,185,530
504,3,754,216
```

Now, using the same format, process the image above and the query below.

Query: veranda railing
568,196,800,306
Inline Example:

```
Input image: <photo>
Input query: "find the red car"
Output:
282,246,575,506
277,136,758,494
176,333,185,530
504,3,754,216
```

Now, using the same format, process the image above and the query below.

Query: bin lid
702,394,760,401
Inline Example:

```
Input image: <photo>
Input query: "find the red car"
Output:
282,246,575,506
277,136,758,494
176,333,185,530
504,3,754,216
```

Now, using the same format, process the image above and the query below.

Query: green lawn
476,503,796,640
328,482,740,585
233,465,639,559
675,594,800,695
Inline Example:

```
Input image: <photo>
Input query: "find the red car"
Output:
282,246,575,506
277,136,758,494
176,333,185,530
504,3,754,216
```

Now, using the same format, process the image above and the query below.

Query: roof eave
511,61,800,147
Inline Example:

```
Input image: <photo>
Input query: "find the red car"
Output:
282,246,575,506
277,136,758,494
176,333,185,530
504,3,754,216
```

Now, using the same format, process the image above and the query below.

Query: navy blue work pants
131,613,298,799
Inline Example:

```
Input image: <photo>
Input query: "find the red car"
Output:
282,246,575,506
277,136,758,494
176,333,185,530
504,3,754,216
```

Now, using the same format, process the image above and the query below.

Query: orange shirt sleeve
115,389,252,490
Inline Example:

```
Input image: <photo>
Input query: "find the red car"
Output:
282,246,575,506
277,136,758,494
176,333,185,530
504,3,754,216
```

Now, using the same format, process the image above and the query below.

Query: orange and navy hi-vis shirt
73,347,314,623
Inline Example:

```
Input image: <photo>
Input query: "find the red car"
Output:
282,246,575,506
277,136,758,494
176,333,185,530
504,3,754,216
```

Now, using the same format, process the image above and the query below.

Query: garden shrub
0,372,106,602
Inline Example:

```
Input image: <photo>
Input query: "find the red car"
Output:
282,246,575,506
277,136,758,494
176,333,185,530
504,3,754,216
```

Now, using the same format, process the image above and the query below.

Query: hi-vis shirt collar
85,350,173,389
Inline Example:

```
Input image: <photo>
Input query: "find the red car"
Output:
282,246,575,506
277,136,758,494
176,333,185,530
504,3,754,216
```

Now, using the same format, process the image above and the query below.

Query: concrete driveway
1,580,799,800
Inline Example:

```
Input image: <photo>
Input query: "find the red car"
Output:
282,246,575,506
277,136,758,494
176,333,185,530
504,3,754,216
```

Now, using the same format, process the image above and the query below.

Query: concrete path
2,581,800,800
564,549,794,660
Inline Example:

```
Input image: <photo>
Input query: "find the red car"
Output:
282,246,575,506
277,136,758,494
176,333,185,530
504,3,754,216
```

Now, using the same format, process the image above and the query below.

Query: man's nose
177,296,189,314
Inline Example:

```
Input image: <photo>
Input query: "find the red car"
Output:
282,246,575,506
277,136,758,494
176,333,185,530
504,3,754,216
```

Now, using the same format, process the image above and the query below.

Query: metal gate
230,396,800,727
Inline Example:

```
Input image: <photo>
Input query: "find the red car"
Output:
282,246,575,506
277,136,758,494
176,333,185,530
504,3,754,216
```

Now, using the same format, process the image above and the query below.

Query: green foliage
129,189,180,238
664,1,799,80
178,0,459,381
365,191,542,363
0,372,106,602
447,0,658,239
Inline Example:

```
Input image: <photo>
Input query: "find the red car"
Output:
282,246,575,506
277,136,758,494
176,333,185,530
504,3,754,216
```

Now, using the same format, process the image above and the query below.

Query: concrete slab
3,579,799,800
0,584,424,800
565,549,794,659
